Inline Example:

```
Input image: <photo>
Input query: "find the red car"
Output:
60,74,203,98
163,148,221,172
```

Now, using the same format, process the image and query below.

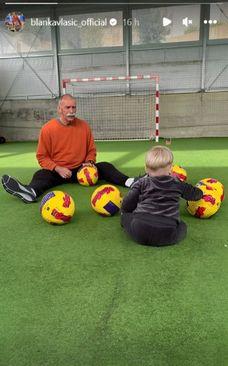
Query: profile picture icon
5,12,25,32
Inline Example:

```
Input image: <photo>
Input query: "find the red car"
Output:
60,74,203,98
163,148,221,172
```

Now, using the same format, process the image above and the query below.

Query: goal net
62,75,159,141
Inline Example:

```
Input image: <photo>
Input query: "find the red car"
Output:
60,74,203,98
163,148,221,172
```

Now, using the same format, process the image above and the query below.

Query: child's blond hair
145,146,173,171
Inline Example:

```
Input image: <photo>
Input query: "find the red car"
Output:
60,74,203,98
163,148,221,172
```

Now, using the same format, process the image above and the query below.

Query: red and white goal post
62,74,160,142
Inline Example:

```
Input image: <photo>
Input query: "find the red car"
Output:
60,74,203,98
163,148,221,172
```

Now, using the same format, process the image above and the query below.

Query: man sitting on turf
121,145,203,247
1,94,135,203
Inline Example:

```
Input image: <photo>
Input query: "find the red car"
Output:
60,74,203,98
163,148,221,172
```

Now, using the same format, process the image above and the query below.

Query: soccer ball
196,178,224,202
91,184,122,216
171,164,187,182
77,165,98,186
40,190,75,224
186,185,221,218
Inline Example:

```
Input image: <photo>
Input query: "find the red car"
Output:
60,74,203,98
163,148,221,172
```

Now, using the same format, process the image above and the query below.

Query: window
209,3,228,40
132,5,201,46
59,11,123,50
0,17,52,56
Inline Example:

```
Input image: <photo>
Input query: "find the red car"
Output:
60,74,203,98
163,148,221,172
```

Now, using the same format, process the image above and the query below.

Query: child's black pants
121,212,187,247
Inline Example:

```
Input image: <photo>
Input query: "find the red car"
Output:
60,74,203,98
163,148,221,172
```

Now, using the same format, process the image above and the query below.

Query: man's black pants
29,162,129,197
121,212,187,247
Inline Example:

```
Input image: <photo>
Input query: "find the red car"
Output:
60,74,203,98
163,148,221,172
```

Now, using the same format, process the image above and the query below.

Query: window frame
57,7,125,54
0,14,54,57
207,3,228,44
130,4,203,51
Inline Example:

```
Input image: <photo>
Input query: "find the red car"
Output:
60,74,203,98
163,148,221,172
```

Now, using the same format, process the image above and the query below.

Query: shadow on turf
0,142,37,160
97,137,228,152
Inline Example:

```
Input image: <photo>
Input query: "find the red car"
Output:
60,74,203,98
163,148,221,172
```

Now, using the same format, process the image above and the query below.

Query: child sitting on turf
121,146,203,247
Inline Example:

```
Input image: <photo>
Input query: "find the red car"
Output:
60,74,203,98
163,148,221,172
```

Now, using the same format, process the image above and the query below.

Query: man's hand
54,166,72,179
82,161,95,168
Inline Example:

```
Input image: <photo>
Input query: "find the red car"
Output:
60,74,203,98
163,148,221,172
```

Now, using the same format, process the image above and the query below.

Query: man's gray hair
58,94,75,108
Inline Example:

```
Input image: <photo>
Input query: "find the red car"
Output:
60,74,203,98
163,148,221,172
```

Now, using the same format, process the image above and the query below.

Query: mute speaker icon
182,17,192,27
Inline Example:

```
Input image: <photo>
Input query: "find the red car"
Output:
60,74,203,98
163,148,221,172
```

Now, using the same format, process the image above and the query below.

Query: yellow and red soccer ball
187,184,221,219
91,184,122,216
40,190,75,224
171,164,187,182
196,178,224,203
77,165,98,186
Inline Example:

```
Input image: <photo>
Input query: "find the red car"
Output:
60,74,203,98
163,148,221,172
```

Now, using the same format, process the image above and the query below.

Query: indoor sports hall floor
0,138,228,366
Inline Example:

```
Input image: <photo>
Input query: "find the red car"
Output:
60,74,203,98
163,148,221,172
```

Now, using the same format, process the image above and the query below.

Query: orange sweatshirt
36,118,97,170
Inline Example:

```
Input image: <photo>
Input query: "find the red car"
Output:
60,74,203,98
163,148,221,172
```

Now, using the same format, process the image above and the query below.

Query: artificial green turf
0,138,228,366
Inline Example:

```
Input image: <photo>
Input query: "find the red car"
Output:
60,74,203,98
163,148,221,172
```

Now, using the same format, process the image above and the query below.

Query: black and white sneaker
1,175,37,203
130,174,147,187
125,174,147,188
